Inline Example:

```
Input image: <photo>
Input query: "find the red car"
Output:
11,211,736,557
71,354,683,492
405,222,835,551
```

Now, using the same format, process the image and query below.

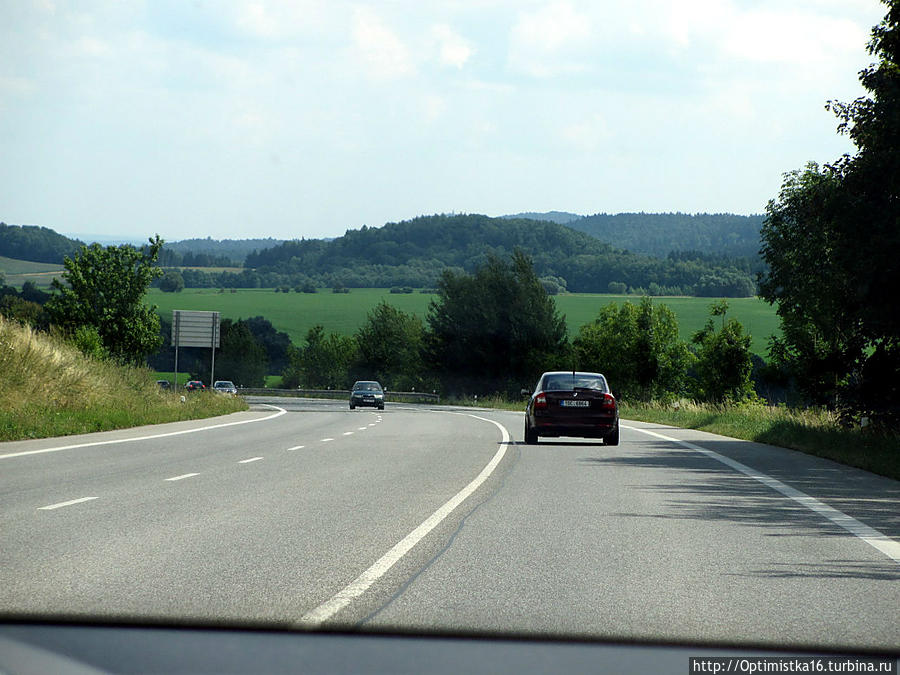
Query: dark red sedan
524,371,619,445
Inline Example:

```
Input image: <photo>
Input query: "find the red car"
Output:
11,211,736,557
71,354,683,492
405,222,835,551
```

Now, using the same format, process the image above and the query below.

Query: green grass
147,289,780,356
0,317,247,441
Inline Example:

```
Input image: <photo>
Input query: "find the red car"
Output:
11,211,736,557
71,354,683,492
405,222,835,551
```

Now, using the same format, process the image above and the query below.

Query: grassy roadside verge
0,317,247,442
619,401,899,481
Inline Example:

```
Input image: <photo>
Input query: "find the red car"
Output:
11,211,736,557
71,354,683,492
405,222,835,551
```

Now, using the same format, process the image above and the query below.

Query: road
1,397,898,651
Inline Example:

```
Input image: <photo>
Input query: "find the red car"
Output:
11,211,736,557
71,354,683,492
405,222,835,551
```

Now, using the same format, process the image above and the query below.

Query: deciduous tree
760,1,900,421
46,236,164,363
572,297,691,400
426,250,568,394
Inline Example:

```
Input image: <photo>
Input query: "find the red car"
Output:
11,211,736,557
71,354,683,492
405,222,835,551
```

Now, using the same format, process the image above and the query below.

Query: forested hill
160,237,285,266
559,212,764,259
501,211,582,225
246,214,757,296
0,223,84,264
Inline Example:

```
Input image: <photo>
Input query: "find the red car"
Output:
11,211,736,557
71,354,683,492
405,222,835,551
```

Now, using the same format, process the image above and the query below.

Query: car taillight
601,393,616,409
534,393,547,410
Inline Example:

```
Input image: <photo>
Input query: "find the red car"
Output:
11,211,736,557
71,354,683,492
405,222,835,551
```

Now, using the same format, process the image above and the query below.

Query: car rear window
542,374,607,392
354,383,381,391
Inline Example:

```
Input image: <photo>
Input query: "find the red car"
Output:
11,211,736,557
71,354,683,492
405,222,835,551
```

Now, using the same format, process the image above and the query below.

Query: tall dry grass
0,316,246,440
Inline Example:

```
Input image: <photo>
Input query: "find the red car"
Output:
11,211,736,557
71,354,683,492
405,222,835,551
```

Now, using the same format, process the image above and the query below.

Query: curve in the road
296,411,512,628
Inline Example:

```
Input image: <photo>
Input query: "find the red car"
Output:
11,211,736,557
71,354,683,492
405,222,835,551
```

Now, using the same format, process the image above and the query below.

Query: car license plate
560,400,589,407
364,397,374,402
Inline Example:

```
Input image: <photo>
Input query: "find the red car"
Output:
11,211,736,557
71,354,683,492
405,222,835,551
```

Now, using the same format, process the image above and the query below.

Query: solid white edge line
0,405,288,461
296,412,510,627
238,457,263,464
165,473,200,482
621,423,900,564
38,497,97,510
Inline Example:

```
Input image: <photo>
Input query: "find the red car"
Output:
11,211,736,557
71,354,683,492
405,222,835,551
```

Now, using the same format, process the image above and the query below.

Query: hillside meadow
147,288,780,356
0,255,63,287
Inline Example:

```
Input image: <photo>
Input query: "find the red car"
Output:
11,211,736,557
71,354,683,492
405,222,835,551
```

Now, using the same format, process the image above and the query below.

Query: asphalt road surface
1,397,898,651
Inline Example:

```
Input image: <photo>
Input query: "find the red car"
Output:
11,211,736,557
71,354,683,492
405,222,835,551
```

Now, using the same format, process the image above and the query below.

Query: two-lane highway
1,398,898,651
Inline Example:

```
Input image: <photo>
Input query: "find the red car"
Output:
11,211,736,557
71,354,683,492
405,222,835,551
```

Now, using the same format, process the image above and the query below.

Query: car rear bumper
533,423,616,438
531,412,617,438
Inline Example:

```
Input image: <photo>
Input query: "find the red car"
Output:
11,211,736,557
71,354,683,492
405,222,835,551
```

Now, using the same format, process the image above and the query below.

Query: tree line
565,212,765,259
240,214,757,297
0,223,84,264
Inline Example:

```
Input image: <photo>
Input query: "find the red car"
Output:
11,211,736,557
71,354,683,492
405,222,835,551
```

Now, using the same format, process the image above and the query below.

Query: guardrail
238,388,440,403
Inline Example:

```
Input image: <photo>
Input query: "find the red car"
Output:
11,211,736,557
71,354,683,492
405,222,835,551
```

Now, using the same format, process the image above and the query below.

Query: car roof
541,371,605,378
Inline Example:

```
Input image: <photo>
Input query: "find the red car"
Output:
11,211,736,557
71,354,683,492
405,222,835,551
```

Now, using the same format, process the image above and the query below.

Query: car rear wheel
524,421,537,445
349,404,355,410
604,423,619,446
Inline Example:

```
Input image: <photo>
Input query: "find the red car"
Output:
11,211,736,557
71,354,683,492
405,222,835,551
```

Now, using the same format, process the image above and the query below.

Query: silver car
212,380,238,395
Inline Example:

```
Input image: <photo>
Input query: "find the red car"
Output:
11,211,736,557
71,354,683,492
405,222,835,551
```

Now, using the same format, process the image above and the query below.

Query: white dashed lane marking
38,497,98,511
165,473,199,482
238,457,263,464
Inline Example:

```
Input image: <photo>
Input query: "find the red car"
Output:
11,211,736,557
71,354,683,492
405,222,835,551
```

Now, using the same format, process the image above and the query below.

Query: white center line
287,445,306,451
297,412,510,628
321,438,334,442
358,427,368,431
239,456,263,464
38,497,98,511
165,473,199,482
343,432,354,436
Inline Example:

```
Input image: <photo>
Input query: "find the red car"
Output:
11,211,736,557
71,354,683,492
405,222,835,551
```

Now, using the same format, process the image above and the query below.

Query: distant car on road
350,381,385,410
524,371,619,445
156,380,170,390
213,380,237,395
184,380,206,392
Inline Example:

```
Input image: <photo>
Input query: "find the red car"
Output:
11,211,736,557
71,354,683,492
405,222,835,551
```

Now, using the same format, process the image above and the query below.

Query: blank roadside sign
172,310,220,348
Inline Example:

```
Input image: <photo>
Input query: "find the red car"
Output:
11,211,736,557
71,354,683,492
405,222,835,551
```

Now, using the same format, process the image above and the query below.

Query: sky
0,0,888,242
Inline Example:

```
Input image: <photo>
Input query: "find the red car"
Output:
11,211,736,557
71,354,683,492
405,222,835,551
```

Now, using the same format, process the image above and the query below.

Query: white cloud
508,1,592,77
561,113,609,151
432,24,473,68
421,94,446,122
350,6,414,81
231,1,328,40
721,10,868,66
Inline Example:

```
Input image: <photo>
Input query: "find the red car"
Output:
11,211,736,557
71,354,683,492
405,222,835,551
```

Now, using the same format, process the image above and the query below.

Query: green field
147,288,780,356
0,256,64,287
